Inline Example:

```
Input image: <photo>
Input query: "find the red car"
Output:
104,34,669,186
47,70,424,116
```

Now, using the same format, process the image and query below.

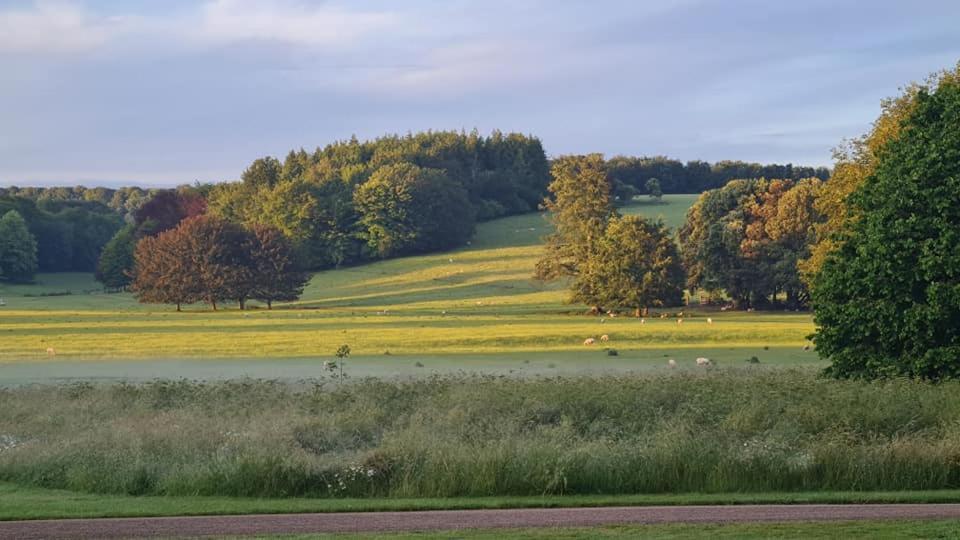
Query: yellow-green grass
0,195,817,371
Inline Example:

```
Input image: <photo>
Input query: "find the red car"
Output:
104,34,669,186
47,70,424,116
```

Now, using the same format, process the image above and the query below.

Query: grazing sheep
640,318,646,324
803,344,811,351
600,334,609,342
583,338,596,346
696,357,712,367
600,318,605,323
45,347,56,357
668,358,677,368
677,318,683,325
707,317,713,325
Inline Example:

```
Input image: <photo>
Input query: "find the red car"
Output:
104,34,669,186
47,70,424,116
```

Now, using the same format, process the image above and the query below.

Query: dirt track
3,504,960,539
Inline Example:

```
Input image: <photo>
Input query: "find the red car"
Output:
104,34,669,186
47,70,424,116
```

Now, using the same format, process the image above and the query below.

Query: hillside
0,195,818,381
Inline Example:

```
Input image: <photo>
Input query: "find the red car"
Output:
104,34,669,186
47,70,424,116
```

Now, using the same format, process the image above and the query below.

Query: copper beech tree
131,216,308,311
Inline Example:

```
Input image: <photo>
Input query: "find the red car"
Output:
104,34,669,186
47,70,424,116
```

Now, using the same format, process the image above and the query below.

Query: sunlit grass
0,195,817,367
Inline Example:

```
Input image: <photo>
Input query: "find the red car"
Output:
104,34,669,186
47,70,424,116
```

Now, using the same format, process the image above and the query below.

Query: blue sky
1,0,958,187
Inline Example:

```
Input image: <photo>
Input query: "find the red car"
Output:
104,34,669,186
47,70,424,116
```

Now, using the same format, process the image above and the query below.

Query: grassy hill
0,195,819,381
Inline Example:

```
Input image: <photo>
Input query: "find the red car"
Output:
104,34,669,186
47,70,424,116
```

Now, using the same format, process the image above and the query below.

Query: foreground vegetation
3,371,960,499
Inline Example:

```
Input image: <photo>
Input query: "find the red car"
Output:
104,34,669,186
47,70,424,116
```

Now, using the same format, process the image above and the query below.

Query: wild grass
3,371,960,498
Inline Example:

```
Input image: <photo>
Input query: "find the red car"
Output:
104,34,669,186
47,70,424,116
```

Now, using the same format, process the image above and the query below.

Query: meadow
0,195,819,383
3,372,960,501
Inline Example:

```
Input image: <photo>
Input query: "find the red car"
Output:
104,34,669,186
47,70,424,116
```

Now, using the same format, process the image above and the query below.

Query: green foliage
208,130,548,269
804,62,960,281
354,163,475,257
813,77,960,379
605,155,829,194
5,372,960,497
95,225,136,289
0,210,38,283
535,154,614,281
680,178,821,309
645,177,663,201
573,215,685,314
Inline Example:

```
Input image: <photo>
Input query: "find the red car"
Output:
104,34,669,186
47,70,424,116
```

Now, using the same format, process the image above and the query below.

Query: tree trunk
267,300,273,310
211,299,218,311
176,303,181,312
238,298,246,311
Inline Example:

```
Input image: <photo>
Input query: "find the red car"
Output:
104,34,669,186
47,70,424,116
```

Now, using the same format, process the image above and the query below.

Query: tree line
606,156,829,199
0,196,123,275
205,130,550,268
680,177,822,310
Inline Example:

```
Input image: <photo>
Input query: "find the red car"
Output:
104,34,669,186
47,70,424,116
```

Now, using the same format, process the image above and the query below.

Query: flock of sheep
583,314,716,368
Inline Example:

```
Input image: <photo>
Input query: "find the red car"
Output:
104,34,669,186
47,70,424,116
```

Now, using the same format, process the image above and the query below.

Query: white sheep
668,358,677,368
696,357,712,367
707,317,713,325
45,347,56,357
583,338,596,346
640,318,645,324
677,318,683,325
600,334,609,342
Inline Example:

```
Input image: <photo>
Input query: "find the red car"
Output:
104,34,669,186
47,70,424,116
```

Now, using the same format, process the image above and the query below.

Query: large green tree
813,76,960,379
535,154,614,281
95,224,136,289
0,210,38,282
574,215,685,316
354,163,475,257
0,210,37,283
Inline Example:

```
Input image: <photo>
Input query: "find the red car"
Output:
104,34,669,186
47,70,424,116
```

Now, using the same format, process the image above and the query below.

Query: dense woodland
0,130,823,284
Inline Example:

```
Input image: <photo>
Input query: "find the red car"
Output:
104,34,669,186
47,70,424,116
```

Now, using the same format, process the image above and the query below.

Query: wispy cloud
0,1,131,54
193,0,401,48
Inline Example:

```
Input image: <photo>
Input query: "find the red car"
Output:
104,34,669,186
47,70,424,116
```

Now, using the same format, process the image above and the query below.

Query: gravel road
3,504,960,539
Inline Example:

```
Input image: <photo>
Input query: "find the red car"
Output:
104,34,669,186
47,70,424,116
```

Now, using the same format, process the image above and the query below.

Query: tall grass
3,370,960,498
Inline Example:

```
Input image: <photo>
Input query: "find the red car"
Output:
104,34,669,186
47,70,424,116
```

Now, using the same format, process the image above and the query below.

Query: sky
1,0,959,187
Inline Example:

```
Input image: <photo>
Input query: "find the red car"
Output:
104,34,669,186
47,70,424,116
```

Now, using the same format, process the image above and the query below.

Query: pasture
0,195,819,382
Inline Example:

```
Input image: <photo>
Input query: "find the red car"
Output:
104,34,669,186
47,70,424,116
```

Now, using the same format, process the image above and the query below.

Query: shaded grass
3,372,960,499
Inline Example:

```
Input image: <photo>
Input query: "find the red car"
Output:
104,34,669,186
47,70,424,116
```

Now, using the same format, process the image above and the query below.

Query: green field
0,195,819,382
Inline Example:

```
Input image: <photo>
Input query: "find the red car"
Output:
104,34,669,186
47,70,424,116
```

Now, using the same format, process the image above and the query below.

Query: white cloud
194,0,400,48
0,1,128,53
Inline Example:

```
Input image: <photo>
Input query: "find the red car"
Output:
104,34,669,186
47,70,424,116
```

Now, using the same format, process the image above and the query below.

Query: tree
248,225,310,309
95,224,136,289
133,189,206,237
241,157,282,189
131,230,201,311
535,154,614,281
131,216,252,311
813,76,960,379
354,163,475,257
0,210,38,282
803,63,960,282
645,178,663,202
574,215,685,316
